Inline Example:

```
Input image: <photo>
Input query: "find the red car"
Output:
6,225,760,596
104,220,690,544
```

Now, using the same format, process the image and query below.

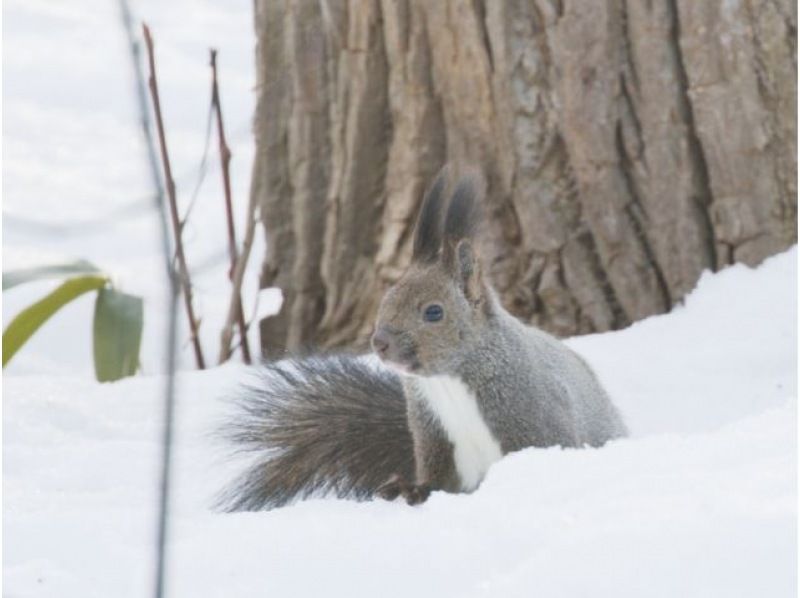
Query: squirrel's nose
371,328,392,357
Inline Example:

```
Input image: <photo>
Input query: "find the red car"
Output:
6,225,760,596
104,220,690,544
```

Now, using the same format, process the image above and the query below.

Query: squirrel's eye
423,304,444,322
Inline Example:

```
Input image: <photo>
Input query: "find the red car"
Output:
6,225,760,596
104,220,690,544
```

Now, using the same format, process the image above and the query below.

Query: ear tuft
443,172,484,244
411,167,449,263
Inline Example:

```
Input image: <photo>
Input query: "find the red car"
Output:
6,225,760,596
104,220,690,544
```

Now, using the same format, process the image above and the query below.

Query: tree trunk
251,0,796,357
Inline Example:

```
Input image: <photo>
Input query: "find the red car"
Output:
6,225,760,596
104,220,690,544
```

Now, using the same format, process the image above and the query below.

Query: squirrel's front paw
377,474,406,501
403,483,431,505
377,474,431,505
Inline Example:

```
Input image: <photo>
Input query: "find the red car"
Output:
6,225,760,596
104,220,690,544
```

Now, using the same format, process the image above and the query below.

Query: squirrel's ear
452,239,485,304
443,174,482,244
442,173,485,301
412,167,449,263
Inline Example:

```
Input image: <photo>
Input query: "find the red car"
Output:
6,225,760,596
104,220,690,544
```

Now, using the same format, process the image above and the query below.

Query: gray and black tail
217,354,414,511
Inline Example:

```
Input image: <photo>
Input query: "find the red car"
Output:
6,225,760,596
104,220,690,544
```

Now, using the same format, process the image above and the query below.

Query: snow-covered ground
4,249,797,597
3,1,797,597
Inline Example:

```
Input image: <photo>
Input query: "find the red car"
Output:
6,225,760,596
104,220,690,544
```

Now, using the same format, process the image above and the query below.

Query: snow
3,1,797,596
4,248,796,597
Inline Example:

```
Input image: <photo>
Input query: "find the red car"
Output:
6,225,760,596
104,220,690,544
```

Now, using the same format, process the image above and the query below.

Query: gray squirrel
219,168,627,511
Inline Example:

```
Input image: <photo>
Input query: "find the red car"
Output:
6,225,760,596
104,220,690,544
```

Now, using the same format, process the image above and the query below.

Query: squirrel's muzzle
371,327,420,373
371,327,392,358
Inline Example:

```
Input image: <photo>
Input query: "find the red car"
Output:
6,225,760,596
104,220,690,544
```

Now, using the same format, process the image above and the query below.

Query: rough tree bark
251,0,796,357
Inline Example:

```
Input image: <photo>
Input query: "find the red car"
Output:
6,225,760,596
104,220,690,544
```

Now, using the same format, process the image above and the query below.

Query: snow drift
4,248,796,597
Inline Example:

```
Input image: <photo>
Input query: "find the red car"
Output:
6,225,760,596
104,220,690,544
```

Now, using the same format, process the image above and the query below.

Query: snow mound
4,249,796,597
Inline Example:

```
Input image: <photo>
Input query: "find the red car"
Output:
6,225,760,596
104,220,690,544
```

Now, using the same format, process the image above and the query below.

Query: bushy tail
217,355,414,511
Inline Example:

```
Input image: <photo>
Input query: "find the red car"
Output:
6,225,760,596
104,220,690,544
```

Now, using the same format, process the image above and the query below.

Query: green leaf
92,287,143,382
3,275,108,367
3,260,101,290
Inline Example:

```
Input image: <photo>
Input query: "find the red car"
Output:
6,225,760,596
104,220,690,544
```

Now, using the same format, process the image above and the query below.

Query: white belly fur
414,375,503,491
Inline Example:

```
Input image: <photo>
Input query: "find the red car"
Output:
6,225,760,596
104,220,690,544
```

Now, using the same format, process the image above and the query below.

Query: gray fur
220,169,626,510
372,171,626,495
217,355,413,511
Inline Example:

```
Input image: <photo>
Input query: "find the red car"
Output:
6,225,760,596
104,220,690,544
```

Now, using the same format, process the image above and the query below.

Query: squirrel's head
372,168,490,376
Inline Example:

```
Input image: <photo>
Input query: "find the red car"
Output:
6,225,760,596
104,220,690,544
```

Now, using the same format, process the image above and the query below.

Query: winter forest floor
3,1,798,597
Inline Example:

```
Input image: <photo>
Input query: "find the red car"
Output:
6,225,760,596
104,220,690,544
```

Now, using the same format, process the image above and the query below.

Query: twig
143,23,206,370
211,48,252,364
218,159,260,364
180,95,214,232
247,283,263,331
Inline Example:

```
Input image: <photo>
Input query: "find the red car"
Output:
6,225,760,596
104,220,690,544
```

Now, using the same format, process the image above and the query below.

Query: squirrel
218,167,627,511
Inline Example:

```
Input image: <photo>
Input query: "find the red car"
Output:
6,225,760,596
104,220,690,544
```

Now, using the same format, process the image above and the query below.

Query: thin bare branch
180,94,214,232
218,159,260,365
142,23,206,370
210,48,252,365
